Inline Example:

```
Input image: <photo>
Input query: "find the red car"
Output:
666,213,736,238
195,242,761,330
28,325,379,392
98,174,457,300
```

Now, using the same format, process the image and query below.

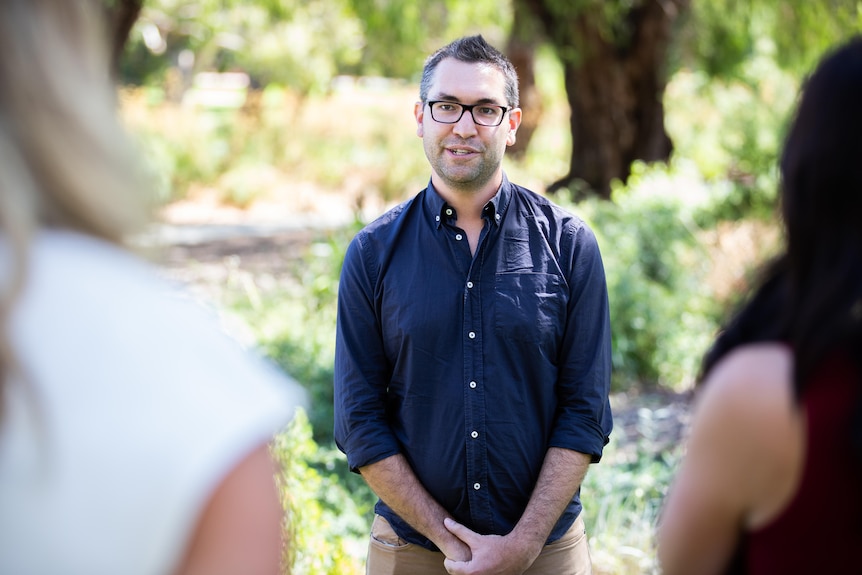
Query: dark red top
729,351,862,574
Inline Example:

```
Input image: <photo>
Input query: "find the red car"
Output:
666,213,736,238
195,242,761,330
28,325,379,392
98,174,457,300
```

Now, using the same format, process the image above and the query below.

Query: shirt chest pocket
494,272,566,345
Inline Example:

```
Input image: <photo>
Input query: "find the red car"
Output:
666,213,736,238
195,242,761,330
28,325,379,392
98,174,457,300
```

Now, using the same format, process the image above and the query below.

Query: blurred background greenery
113,1,860,573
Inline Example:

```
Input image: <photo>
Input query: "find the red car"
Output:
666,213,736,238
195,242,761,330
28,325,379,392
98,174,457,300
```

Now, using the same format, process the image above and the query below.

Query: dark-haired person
658,37,862,575
0,2,303,574
334,35,612,575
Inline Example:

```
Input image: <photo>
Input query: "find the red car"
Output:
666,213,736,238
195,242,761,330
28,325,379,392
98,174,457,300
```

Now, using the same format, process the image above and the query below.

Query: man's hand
359,455,471,561
441,518,542,575
437,526,473,563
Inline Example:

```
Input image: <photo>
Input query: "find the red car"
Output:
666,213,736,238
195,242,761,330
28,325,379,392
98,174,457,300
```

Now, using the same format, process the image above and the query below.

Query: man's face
415,58,521,195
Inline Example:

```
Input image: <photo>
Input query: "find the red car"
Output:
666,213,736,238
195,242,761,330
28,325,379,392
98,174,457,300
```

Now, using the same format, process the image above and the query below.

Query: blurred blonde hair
0,0,151,401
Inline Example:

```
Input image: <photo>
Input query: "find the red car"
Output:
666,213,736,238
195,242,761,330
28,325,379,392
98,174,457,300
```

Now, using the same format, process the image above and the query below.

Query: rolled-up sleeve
549,223,613,462
333,233,401,472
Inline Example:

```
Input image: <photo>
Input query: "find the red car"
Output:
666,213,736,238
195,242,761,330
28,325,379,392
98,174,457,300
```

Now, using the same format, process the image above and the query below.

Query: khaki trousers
365,514,592,575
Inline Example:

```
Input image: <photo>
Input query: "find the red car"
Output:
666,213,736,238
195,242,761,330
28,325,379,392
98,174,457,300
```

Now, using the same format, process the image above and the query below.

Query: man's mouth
447,146,479,156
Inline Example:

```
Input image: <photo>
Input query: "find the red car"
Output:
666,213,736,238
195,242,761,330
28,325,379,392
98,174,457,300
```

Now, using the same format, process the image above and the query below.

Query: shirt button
469,381,477,388
473,483,481,490
466,281,473,289
435,215,440,222
455,234,463,241
468,331,476,339
446,208,453,216
471,431,478,439
495,214,501,222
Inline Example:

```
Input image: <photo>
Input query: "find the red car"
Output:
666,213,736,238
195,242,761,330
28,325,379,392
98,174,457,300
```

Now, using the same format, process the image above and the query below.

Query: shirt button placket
464,259,488,523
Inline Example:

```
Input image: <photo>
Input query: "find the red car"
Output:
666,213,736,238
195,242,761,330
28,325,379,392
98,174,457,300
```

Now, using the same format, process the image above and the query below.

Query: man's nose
452,109,478,137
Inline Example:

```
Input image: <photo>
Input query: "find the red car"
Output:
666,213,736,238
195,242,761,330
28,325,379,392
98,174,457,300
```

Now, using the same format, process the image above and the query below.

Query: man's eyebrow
432,94,504,106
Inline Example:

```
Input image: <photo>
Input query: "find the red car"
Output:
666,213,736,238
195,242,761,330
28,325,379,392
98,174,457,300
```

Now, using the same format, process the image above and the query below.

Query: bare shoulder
693,342,801,527
657,343,800,574
694,343,794,432
701,343,793,400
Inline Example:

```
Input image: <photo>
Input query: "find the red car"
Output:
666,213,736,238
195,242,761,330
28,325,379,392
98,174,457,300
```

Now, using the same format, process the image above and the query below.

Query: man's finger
444,517,474,543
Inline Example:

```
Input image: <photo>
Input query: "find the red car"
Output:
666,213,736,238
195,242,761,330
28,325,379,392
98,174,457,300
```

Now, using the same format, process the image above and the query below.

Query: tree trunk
102,0,144,78
505,2,544,158
524,0,688,200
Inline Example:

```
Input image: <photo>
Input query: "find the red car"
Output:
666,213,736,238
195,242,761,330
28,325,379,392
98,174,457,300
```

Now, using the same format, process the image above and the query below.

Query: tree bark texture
505,1,545,158
523,0,689,200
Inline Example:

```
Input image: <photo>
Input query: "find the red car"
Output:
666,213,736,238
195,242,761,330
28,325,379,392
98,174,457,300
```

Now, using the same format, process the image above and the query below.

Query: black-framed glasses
427,100,510,127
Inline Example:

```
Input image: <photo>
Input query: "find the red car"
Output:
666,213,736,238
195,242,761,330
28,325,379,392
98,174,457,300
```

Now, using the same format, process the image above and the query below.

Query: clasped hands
440,518,542,575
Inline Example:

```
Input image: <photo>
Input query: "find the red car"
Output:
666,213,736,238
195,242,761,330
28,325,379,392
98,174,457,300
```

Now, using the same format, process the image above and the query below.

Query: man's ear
506,107,522,147
415,101,425,138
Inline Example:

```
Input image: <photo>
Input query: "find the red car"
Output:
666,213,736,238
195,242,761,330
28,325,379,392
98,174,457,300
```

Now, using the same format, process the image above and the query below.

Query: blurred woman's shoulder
694,342,802,529
1,229,302,575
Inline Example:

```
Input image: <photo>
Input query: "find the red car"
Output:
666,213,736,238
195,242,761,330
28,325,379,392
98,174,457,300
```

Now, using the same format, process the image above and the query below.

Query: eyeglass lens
429,102,505,126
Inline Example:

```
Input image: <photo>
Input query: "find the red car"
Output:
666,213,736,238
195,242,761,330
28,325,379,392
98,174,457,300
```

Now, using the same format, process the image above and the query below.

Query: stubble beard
426,141,503,195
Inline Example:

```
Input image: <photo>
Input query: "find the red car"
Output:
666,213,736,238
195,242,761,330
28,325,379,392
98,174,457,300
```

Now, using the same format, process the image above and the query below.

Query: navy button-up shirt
334,175,612,550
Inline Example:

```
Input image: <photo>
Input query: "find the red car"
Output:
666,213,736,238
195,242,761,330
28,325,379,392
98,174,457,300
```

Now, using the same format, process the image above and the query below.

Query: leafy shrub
222,227,376,575
583,433,681,575
123,82,430,209
565,161,722,390
273,409,370,575
229,227,355,445
664,45,797,223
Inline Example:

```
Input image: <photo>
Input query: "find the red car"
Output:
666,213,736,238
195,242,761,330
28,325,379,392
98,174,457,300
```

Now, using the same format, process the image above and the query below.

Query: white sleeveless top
0,231,303,575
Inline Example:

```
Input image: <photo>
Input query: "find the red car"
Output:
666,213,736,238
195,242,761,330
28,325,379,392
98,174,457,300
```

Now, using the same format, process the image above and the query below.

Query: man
334,35,612,575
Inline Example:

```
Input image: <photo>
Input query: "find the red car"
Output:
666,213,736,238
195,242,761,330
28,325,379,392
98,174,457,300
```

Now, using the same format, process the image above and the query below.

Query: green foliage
677,0,759,78
567,161,722,390
123,80,429,207
235,233,375,574
681,0,862,78
123,0,512,93
124,0,364,93
664,41,797,222
225,1,364,91
191,226,376,574
350,0,512,79
226,226,358,444
768,0,862,74
349,0,434,78
273,409,370,574
127,104,249,203
583,432,681,575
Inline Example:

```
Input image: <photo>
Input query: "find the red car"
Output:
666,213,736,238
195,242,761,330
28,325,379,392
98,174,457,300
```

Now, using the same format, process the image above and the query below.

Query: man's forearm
440,447,592,575
511,447,591,554
359,453,471,560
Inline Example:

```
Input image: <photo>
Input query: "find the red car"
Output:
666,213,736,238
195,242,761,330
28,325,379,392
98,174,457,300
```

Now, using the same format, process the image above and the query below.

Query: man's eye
438,104,457,112
477,107,497,115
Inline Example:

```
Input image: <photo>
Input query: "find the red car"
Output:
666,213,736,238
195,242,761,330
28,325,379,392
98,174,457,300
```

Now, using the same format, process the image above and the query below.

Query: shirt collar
424,173,512,230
